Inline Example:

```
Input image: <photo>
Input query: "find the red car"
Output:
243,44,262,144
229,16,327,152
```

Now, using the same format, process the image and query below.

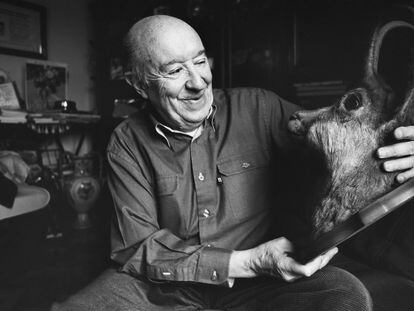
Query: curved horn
365,20,414,79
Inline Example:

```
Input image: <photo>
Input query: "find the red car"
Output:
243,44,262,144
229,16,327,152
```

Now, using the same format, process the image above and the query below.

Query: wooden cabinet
90,0,412,112
224,1,291,96
289,1,412,108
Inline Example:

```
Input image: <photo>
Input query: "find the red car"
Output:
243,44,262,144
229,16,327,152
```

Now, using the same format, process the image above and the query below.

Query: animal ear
364,20,414,120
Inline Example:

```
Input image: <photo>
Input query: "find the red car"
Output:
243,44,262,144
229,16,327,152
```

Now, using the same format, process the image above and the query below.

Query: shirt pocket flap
156,175,179,196
217,150,268,176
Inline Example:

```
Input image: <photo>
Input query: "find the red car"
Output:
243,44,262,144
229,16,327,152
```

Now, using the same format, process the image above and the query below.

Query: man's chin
180,119,204,132
182,97,210,111
183,106,211,121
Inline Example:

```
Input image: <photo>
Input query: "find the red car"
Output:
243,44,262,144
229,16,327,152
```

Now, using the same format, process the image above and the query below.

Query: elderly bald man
52,15,414,311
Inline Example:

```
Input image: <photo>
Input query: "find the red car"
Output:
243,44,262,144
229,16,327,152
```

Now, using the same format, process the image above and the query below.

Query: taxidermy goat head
288,20,414,238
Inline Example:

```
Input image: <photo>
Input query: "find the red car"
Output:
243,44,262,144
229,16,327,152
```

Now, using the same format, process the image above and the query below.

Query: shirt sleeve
107,146,233,286
262,91,315,243
261,90,300,150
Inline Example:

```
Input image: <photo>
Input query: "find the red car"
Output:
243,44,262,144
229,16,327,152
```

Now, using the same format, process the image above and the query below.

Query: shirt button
217,176,223,184
242,162,250,168
198,172,205,181
202,209,210,218
211,270,218,281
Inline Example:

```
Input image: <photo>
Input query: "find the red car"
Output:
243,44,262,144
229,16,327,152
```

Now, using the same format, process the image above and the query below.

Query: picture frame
0,0,47,59
0,82,20,110
25,60,68,112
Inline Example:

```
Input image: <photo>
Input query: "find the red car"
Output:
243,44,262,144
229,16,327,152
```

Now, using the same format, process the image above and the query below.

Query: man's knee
50,291,101,311
317,266,372,311
50,301,81,311
49,269,135,311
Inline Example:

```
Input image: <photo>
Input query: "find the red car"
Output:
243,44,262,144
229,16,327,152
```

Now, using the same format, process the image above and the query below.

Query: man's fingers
394,126,414,140
378,141,414,159
318,247,338,268
262,238,337,282
383,155,414,172
396,168,414,183
278,257,305,282
307,247,338,269
377,126,414,159
377,126,414,183
276,236,295,252
377,126,414,182
289,247,338,278
382,155,414,183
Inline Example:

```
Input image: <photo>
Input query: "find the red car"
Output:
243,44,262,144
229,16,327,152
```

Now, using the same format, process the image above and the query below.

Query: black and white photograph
0,1,413,311
0,82,20,110
25,60,67,112
0,1,47,59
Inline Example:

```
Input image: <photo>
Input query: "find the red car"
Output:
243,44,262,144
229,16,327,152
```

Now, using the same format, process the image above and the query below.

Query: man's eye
195,58,206,65
169,68,183,75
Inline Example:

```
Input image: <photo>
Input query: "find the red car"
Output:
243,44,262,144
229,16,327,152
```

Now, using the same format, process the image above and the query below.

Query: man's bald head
124,15,213,132
125,15,203,88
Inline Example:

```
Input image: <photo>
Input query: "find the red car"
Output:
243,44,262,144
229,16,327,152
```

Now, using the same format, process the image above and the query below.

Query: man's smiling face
139,19,213,132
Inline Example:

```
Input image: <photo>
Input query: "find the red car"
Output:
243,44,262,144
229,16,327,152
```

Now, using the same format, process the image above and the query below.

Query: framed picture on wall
0,1,47,59
0,82,20,110
25,60,68,112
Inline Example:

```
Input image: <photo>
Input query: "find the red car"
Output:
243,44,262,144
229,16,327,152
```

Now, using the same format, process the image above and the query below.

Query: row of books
0,110,100,124
294,80,347,97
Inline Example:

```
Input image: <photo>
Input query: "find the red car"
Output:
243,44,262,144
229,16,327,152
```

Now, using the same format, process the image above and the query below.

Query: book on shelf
296,88,347,97
0,110,27,123
294,80,348,98
293,80,345,88
0,110,101,124
27,111,101,124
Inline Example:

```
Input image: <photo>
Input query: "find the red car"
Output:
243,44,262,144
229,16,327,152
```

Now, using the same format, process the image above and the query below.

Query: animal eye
342,93,362,111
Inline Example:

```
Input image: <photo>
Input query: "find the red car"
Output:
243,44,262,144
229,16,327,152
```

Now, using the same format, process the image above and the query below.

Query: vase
64,154,101,229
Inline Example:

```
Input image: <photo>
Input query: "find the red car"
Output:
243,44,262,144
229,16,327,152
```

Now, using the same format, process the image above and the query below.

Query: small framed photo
110,57,124,80
0,82,20,110
0,1,47,59
25,60,68,112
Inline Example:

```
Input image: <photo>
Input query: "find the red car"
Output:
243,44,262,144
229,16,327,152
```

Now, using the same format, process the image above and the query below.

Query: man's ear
125,75,149,99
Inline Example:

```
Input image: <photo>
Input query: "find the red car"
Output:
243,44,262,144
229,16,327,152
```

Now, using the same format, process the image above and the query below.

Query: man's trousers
51,265,371,311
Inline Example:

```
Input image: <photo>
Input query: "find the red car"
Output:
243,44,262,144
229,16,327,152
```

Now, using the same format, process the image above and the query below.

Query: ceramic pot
64,155,101,229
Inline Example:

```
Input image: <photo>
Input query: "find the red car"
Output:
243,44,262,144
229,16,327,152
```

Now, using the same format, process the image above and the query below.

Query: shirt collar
151,105,217,148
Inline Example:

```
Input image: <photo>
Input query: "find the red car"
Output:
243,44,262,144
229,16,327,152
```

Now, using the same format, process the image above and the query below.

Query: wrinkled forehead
145,24,205,69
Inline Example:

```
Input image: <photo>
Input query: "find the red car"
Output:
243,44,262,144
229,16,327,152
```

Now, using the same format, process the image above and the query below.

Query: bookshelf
293,80,348,109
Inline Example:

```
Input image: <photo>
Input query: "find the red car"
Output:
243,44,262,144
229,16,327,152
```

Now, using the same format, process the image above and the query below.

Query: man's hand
377,126,414,183
229,237,338,282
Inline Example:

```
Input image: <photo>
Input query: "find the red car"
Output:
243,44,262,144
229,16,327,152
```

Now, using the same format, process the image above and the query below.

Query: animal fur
288,20,414,238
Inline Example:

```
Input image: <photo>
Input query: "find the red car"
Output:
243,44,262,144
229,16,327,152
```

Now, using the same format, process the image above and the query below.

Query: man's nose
185,68,205,90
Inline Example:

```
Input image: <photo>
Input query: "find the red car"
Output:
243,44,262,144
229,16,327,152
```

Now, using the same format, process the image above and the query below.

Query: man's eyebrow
161,49,206,69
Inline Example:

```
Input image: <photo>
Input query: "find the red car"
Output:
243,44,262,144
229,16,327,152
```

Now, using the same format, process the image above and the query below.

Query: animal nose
288,112,306,136
289,112,302,122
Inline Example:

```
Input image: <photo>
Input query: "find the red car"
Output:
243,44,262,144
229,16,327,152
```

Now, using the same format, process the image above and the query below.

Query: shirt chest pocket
157,176,179,196
217,150,272,221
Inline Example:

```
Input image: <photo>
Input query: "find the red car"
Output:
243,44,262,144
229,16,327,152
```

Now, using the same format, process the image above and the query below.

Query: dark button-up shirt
107,88,299,286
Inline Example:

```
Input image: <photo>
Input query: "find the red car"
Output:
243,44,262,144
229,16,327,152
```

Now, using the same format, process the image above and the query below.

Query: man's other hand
229,237,338,282
377,125,414,183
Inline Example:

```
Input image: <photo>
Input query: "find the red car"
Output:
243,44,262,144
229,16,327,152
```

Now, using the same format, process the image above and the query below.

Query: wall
0,0,95,155
0,0,95,111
